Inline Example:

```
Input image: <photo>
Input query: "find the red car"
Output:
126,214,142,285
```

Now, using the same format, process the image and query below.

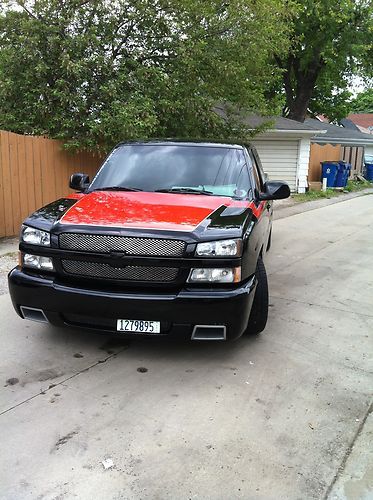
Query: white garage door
251,139,299,192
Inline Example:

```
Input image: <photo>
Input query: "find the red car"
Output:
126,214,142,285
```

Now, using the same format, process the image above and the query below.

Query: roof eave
311,137,373,146
256,128,326,135
273,129,326,134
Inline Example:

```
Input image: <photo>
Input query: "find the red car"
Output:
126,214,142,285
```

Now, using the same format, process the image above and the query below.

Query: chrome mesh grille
59,233,185,257
61,260,179,282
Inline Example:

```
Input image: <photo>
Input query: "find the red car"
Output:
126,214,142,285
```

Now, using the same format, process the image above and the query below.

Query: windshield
89,144,252,198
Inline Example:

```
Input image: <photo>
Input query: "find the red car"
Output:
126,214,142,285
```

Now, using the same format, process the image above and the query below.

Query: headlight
23,253,54,271
21,226,50,246
195,239,242,257
188,267,241,283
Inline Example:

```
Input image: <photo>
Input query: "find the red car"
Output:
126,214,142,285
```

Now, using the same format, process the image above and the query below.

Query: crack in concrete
323,401,373,500
270,295,373,320
268,329,371,378
0,348,128,417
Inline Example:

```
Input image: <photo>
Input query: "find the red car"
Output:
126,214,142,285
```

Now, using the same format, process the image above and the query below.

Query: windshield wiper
155,187,214,195
90,186,143,192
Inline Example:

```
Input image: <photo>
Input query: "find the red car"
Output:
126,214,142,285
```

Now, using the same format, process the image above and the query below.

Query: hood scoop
220,206,248,217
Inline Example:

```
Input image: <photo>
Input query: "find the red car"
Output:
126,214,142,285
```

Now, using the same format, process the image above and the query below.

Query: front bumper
8,268,256,341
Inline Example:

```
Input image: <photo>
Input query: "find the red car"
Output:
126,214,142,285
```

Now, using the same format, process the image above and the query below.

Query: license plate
117,319,161,334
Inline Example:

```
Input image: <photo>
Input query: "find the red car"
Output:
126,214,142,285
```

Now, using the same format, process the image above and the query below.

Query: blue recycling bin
335,161,351,188
321,161,339,187
343,163,351,186
365,163,373,181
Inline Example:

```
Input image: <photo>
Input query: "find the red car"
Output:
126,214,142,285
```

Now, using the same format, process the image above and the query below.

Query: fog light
188,267,241,283
23,253,54,271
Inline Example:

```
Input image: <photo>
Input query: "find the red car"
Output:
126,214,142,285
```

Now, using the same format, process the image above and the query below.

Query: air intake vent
61,259,179,282
191,325,226,340
20,306,48,323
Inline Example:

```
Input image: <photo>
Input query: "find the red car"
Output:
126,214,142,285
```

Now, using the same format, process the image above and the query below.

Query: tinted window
249,151,264,192
89,145,252,198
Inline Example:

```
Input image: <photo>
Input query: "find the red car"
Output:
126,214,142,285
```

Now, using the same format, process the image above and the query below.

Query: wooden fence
308,143,341,182
340,146,364,178
308,143,365,183
0,130,104,238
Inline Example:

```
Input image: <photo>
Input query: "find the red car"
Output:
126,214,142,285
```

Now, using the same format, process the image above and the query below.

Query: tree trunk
286,83,315,122
282,55,325,122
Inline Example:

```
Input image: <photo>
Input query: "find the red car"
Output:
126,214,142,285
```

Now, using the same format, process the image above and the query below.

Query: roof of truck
115,140,247,149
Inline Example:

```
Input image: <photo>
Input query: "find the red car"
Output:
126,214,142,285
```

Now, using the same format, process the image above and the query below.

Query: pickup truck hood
59,191,246,231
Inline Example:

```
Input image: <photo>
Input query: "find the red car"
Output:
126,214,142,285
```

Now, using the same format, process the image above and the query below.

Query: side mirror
258,181,290,201
69,173,90,192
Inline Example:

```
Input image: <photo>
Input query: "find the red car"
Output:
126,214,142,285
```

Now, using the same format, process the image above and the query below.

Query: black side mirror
69,173,90,192
258,181,290,201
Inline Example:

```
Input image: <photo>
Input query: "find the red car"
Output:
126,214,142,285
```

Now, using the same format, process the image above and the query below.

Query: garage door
251,139,299,192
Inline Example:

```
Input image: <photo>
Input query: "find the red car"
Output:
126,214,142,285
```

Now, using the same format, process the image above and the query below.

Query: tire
266,227,272,252
245,257,269,335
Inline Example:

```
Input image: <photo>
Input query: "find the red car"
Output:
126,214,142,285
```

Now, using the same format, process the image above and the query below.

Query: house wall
296,138,311,193
250,138,299,192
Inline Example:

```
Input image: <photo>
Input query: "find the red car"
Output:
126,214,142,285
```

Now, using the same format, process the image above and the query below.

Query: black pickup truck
8,141,290,341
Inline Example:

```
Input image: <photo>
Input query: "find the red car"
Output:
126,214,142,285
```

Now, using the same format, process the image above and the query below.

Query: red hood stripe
248,201,266,219
60,191,231,231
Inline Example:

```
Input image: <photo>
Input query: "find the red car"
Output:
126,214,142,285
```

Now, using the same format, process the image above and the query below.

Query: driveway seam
0,348,128,417
268,224,372,278
323,401,373,500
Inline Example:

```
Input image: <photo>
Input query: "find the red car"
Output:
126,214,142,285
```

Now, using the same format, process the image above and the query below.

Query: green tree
275,0,373,122
348,88,373,113
0,0,290,151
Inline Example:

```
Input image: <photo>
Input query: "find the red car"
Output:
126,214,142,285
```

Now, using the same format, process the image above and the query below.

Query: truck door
248,148,272,255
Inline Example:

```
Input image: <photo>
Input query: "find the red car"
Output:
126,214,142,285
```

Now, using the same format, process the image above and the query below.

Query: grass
343,179,372,192
293,180,372,203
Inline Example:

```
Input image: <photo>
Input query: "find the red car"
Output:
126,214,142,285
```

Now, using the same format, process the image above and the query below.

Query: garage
213,109,325,193
249,116,325,193
251,138,299,191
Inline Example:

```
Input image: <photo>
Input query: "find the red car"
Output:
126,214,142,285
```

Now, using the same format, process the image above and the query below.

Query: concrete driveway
0,195,372,500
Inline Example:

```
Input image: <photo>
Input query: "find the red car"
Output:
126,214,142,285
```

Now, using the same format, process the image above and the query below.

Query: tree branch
17,1,38,20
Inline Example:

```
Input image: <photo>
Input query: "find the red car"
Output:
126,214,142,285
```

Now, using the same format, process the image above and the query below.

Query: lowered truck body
8,141,290,341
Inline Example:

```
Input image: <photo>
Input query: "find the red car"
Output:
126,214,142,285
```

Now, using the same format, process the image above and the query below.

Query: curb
274,188,373,220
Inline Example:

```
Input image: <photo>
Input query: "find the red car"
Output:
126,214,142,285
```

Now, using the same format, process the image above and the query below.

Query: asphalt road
0,195,372,500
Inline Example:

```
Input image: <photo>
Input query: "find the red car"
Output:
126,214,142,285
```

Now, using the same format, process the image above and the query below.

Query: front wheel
245,257,269,335
266,227,272,252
